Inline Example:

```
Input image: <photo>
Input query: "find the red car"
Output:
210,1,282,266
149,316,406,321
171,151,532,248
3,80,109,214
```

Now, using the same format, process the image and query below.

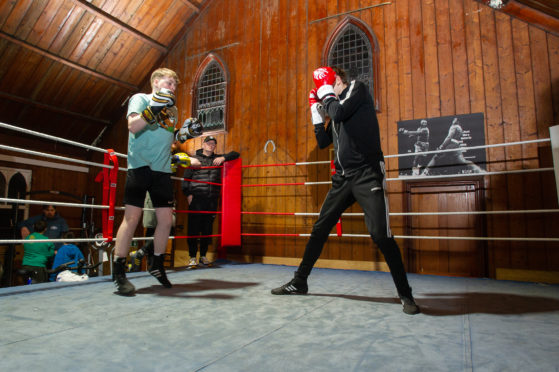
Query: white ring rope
0,197,132,213
8,196,556,218
294,234,559,242
1,235,189,245
0,197,108,209
290,209,559,217
257,138,552,165
385,138,551,159
0,144,115,170
391,167,554,181
0,121,127,158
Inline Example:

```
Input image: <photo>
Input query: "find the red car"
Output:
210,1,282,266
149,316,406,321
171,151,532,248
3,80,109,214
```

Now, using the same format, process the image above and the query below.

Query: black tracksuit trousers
188,195,217,258
296,164,413,298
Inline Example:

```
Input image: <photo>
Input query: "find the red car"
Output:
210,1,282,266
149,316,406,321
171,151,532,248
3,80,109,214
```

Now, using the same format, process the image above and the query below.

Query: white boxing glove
310,103,325,125
175,117,203,143
309,89,325,125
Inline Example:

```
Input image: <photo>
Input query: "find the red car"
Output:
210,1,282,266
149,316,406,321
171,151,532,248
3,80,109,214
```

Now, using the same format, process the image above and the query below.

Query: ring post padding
551,125,559,204
220,158,242,258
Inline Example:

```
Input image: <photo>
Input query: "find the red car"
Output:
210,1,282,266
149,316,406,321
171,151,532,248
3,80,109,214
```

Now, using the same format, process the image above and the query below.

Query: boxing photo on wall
397,113,487,177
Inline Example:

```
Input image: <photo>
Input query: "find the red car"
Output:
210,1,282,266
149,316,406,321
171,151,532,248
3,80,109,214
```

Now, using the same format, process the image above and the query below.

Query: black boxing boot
148,254,172,288
113,257,135,296
271,272,308,295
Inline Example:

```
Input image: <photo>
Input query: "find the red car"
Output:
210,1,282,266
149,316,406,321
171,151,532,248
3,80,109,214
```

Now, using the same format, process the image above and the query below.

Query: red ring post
219,158,242,258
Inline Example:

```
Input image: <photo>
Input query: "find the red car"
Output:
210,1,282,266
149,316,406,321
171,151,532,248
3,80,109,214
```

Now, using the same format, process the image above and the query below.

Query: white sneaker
188,257,197,267
199,256,210,266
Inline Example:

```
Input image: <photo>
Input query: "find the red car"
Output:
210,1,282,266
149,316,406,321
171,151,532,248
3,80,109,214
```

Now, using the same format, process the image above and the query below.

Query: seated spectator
18,204,68,249
22,220,55,283
50,232,85,281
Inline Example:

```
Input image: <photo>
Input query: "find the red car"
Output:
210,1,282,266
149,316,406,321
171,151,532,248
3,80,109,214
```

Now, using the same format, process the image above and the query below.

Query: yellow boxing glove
171,152,191,172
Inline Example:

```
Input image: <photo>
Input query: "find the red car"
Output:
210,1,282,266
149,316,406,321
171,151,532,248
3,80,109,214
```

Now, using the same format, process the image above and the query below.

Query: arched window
193,54,228,133
8,173,27,199
325,17,380,110
0,172,5,202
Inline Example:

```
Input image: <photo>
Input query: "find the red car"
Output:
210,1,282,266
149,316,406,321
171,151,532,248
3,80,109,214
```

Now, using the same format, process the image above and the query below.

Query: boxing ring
0,121,559,371
1,121,559,268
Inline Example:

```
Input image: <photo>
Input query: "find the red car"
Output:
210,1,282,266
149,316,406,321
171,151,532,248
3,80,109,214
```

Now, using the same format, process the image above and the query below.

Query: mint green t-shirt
22,232,55,267
126,93,174,173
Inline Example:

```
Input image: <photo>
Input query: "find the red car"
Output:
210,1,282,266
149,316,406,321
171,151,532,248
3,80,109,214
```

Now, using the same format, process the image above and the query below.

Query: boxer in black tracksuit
272,67,419,315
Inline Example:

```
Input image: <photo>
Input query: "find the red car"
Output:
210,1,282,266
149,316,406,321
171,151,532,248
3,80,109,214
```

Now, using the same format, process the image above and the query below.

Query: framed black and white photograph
397,113,487,177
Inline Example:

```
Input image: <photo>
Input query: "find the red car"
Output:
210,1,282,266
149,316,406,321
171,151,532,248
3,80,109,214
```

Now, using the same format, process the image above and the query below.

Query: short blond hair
150,68,180,90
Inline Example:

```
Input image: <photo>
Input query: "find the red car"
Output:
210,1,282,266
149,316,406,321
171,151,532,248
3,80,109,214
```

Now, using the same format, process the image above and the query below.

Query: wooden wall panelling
510,19,534,268
228,0,247,258
545,32,559,270
342,2,360,261
283,0,297,259
464,0,484,113
409,0,427,119
320,0,338,261
435,0,455,116
478,6,506,277
528,25,553,268
363,4,381,263
395,0,413,267
396,0,413,121
384,1,405,266
293,0,309,260
306,1,326,261
449,0,470,114
247,0,265,258
280,0,297,259
257,0,274,258
551,34,559,122
270,0,283,257
496,11,519,269
422,0,442,119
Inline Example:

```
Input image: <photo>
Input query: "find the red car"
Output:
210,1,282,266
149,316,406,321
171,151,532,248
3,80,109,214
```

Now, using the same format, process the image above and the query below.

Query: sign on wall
397,113,486,177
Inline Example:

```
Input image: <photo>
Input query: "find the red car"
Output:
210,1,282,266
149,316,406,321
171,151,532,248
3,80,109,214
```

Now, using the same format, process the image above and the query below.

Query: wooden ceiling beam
135,0,212,94
0,31,138,91
476,0,559,36
179,0,201,12
69,0,168,53
0,91,110,124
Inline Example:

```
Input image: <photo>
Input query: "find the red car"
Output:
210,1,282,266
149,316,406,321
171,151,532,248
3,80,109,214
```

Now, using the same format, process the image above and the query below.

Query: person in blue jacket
19,204,68,249
50,232,84,281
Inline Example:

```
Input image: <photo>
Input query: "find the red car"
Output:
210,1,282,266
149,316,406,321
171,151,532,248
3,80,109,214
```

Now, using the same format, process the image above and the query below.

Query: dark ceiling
0,0,211,155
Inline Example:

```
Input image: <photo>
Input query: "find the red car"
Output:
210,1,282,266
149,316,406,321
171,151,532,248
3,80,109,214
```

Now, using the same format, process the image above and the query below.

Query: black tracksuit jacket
314,80,384,177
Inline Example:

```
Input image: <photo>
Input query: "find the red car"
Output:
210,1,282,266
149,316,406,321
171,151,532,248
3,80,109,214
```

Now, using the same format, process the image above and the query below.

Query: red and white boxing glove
309,89,325,125
312,67,337,103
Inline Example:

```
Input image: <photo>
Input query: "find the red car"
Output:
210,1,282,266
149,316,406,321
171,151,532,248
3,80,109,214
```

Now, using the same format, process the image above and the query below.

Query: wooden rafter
0,91,110,124
179,0,201,11
69,0,168,53
0,31,138,92
476,0,559,35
